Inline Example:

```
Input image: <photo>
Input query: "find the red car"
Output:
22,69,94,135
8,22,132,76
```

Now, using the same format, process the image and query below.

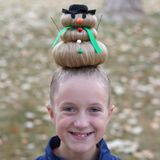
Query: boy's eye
89,107,102,112
63,106,76,112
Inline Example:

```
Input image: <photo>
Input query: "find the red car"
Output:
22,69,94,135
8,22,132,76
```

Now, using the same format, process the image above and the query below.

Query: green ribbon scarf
52,26,72,47
83,27,102,54
52,26,102,54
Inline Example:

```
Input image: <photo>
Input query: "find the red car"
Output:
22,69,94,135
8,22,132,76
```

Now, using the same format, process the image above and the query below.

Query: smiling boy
36,68,120,160
36,4,120,160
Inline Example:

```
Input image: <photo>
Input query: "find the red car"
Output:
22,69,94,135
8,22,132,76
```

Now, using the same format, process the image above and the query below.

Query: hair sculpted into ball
50,4,111,107
52,4,108,68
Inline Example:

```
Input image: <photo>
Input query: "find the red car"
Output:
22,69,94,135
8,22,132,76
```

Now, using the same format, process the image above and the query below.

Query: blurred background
0,0,159,159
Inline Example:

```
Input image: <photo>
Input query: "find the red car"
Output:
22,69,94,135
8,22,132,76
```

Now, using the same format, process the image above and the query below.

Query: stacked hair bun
52,4,108,68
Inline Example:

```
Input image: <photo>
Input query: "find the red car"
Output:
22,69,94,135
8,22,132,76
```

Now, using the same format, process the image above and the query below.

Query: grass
0,0,160,159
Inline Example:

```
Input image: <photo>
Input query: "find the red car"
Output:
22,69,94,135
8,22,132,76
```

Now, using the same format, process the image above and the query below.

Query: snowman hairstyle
50,4,111,107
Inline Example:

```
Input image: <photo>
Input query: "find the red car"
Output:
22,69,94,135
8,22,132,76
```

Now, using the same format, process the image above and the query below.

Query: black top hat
62,4,96,17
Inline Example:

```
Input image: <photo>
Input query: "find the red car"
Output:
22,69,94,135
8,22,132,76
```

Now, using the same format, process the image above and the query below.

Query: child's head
48,67,114,154
48,3,114,156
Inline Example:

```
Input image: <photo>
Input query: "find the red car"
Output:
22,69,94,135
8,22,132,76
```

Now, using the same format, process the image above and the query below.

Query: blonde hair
50,5,111,107
50,67,112,107
61,13,97,28
53,41,107,67
61,28,97,42
52,9,108,68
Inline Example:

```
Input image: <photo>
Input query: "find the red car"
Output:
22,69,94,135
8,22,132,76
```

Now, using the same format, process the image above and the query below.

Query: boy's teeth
77,133,87,137
74,132,86,136
70,132,92,137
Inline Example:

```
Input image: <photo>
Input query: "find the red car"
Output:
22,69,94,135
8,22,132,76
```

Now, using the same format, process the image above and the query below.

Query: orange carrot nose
76,17,83,25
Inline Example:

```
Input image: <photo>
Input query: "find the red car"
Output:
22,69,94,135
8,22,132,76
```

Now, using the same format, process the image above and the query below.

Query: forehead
54,75,108,104
62,75,104,88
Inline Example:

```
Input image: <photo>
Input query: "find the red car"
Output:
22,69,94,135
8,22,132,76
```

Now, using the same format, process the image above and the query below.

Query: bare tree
102,0,144,22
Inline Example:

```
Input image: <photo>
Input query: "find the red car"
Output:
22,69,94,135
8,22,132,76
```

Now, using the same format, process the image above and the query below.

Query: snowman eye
82,14,86,19
71,14,75,19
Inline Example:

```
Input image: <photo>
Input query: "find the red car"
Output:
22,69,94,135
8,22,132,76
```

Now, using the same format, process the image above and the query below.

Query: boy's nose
73,115,89,129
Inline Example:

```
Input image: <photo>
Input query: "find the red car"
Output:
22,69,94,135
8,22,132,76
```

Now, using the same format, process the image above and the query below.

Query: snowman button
77,39,82,43
77,27,83,32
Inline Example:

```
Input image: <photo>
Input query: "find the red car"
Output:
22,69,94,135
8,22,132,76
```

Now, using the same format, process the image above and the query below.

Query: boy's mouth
68,131,94,138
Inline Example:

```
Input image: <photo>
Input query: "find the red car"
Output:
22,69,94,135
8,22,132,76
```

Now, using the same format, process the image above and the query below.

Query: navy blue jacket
36,136,120,160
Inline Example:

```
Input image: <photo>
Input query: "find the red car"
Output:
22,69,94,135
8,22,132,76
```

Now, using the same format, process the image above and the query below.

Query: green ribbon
52,26,72,47
52,26,102,54
84,27,102,54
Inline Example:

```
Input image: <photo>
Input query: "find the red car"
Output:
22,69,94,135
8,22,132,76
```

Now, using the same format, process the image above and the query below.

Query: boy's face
48,75,113,154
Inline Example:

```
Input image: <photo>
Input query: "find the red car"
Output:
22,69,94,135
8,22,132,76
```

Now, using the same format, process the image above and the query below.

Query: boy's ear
108,105,117,118
46,104,55,123
110,105,117,114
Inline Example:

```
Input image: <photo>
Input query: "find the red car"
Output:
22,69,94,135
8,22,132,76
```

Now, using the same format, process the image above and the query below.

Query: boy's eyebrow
57,101,105,108
60,102,104,107
89,103,104,106
59,102,76,106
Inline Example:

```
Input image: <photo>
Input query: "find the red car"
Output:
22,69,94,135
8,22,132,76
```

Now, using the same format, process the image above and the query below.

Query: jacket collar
44,136,120,160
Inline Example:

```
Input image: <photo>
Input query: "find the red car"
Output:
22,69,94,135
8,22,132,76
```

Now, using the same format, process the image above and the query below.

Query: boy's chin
67,144,96,154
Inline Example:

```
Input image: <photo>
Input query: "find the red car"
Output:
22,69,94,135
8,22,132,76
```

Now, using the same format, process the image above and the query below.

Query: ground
0,0,160,159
